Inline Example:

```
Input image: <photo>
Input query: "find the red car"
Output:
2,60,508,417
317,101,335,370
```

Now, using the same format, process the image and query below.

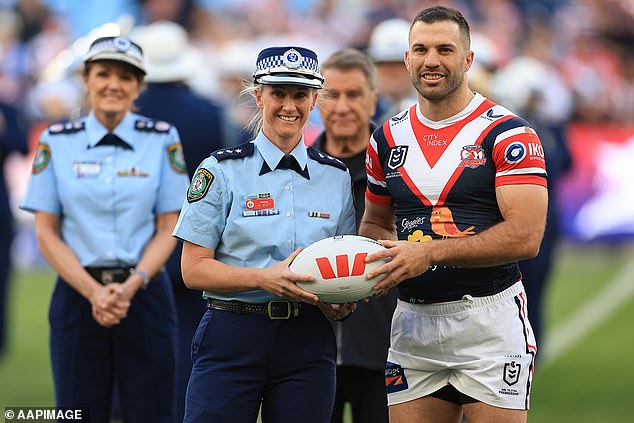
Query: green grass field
1,244,633,422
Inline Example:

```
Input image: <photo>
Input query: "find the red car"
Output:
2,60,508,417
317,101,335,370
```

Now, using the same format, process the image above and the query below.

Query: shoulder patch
32,143,51,174
211,142,254,161
48,120,85,135
167,143,187,174
307,146,347,171
187,168,214,203
135,119,172,133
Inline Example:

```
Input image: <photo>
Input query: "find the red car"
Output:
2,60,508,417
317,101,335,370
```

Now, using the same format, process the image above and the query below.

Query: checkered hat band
88,39,143,62
255,54,320,75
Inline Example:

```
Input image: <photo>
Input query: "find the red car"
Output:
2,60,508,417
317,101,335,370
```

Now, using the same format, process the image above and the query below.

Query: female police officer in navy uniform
20,36,189,422
173,46,357,423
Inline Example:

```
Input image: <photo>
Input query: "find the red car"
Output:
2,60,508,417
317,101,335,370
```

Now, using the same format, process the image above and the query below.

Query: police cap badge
253,46,324,89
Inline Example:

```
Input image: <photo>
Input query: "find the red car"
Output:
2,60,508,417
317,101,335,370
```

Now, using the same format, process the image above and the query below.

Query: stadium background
1,0,634,421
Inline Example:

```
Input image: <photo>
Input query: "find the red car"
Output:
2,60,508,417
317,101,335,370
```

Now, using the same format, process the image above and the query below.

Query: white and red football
290,235,390,303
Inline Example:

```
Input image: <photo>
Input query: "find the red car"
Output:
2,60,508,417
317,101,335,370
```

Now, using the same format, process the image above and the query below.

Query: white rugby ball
290,235,390,303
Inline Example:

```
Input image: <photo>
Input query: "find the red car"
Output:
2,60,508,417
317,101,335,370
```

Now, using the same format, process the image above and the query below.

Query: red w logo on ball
315,253,368,279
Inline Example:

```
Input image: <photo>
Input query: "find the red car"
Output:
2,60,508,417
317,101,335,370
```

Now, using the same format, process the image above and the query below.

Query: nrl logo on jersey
388,146,408,170
459,145,487,169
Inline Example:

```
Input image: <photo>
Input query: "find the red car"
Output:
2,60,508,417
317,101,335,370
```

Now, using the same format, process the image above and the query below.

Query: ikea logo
528,142,544,158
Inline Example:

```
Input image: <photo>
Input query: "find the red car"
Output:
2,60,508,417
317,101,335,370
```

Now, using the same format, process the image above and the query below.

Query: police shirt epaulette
211,142,255,161
48,121,85,135
134,119,172,133
307,146,347,171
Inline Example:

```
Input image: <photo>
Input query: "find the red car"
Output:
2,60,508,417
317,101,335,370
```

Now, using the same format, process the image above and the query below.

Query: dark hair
411,6,471,49
83,60,145,84
321,48,377,91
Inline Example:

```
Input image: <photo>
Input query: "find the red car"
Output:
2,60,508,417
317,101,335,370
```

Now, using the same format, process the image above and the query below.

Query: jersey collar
415,92,486,129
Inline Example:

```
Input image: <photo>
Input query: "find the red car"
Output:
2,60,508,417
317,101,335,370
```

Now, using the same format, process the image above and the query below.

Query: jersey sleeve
365,129,392,206
492,124,548,188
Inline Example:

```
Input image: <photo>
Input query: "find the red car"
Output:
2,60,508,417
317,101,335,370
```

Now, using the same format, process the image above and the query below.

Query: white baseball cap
366,19,410,63
130,21,198,83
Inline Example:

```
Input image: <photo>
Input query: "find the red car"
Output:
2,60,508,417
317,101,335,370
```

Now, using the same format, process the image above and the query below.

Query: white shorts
385,281,537,410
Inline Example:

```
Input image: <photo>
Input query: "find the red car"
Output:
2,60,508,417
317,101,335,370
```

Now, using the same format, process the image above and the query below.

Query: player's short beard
411,70,464,102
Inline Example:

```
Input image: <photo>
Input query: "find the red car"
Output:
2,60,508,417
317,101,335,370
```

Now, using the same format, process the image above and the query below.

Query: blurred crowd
2,0,634,123
2,0,634,227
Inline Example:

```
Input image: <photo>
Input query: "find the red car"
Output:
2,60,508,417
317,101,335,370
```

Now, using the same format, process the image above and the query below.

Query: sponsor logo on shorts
503,361,521,386
385,362,408,394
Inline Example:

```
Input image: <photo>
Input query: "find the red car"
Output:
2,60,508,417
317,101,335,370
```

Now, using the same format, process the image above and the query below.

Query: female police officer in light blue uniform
173,46,357,423
20,36,189,423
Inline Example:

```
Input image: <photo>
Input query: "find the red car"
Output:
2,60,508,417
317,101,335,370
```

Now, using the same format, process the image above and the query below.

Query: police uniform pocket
191,309,213,362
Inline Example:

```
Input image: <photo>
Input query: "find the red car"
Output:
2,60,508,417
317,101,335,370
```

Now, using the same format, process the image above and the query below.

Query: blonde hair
240,81,264,138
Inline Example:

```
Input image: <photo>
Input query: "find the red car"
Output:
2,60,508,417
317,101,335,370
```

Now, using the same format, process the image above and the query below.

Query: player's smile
421,72,445,81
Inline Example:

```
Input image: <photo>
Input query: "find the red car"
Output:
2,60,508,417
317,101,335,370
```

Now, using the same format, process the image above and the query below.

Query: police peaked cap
253,46,324,89
85,36,146,75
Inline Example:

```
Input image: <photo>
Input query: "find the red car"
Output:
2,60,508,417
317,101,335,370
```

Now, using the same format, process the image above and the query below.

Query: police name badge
188,168,214,203
246,198,274,210
73,161,102,178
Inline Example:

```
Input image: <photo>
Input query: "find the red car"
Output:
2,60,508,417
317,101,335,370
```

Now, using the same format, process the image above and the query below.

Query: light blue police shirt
20,112,189,267
173,131,357,303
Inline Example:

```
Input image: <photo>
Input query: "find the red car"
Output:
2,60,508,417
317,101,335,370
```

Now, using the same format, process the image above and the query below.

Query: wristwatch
131,268,151,289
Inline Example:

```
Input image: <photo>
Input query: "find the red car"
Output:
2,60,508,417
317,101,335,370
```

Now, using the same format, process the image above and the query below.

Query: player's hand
258,248,320,304
318,302,357,321
366,239,432,295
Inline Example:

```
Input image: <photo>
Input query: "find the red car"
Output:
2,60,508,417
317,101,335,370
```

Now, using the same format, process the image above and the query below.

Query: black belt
207,298,316,320
398,293,463,304
85,267,133,284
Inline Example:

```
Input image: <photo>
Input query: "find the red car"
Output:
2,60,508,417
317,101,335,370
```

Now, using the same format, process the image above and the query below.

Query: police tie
94,133,133,150
277,154,310,179
260,155,310,179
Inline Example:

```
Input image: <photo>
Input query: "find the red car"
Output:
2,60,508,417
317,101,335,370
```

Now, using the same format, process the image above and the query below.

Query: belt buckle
100,268,128,284
267,301,292,319
101,270,115,285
